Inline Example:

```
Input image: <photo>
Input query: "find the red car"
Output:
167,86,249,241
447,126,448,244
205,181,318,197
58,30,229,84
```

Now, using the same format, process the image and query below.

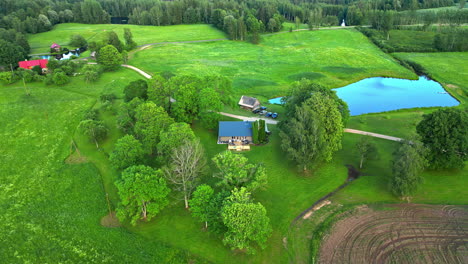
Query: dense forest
0,0,467,65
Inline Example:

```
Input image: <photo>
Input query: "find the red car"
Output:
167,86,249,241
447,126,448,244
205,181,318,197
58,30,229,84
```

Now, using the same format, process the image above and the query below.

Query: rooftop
218,121,253,137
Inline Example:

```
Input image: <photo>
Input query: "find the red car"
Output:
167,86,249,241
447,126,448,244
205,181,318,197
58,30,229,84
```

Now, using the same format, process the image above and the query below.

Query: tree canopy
157,122,196,163
115,165,170,225
78,119,107,148
280,92,344,171
109,135,144,170
212,151,267,192
416,108,467,169
97,45,122,71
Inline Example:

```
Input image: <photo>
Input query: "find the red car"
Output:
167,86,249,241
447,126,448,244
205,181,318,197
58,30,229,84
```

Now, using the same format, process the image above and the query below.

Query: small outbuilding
51,43,61,52
238,95,260,110
218,121,253,151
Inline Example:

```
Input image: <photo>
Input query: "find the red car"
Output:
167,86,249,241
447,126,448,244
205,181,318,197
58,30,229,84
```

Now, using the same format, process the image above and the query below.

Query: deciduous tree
389,140,427,199
416,108,467,169
356,136,378,169
115,165,170,225
221,187,272,254
124,79,148,102
189,184,214,229
109,135,144,170
78,119,107,148
212,151,267,191
157,122,196,163
164,139,206,208
97,45,122,71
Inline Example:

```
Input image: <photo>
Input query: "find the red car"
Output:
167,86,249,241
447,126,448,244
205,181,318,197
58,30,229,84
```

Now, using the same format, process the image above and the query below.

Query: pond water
268,76,459,116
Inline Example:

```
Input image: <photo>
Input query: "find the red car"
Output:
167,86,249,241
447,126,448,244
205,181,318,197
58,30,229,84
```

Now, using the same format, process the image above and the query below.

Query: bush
52,70,70,85
100,93,117,103
70,34,87,47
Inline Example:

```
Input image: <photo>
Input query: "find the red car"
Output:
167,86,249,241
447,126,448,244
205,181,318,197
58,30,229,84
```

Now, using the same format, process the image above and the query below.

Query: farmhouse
238,95,260,110
18,59,48,70
218,121,253,151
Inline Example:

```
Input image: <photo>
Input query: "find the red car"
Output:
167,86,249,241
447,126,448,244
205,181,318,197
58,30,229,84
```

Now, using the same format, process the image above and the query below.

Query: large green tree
164,139,206,208
124,79,148,102
416,108,467,169
221,188,272,254
280,92,344,171
97,45,122,71
157,122,196,163
78,119,107,148
134,101,174,154
189,184,214,229
389,140,428,199
212,151,267,192
109,135,144,170
115,165,170,225
124,28,137,50
0,39,26,67
198,87,223,129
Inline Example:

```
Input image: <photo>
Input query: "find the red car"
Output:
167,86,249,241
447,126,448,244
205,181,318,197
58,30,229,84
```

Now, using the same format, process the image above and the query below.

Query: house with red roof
18,59,49,70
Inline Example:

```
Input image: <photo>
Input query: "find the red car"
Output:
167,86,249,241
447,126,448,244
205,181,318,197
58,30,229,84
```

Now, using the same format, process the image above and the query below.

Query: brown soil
100,211,121,228
319,204,468,264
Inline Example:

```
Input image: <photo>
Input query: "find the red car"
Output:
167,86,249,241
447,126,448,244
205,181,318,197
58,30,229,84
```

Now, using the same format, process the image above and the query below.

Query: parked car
265,112,272,117
271,112,278,119
259,110,267,115
252,108,261,114
260,106,267,110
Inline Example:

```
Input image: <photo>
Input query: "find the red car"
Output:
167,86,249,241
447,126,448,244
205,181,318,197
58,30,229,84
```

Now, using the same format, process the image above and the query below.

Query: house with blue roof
218,121,253,151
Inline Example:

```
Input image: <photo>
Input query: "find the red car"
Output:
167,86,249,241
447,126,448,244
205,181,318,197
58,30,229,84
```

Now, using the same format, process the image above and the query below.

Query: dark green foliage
124,79,148,102
157,122,196,163
115,165,170,226
100,93,117,103
52,70,70,85
221,187,272,254
107,31,124,52
252,121,259,144
83,109,98,121
390,141,428,198
0,39,26,67
189,184,214,229
69,34,87,47
78,119,108,148
258,119,266,143
97,45,122,71
416,108,467,169
124,28,137,51
31,65,42,76
80,0,110,24
109,135,144,170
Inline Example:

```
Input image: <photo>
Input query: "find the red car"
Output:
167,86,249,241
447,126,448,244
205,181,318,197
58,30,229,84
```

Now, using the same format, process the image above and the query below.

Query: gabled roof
18,59,49,69
219,121,253,137
238,95,259,107
51,43,60,48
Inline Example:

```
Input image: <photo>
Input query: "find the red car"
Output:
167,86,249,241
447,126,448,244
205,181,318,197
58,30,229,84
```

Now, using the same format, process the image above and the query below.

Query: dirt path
121,64,152,79
344,128,404,142
218,112,279,124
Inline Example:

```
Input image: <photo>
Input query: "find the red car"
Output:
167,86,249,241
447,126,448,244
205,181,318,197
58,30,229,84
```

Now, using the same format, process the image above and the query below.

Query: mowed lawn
27,23,226,54
393,52,468,106
130,29,416,98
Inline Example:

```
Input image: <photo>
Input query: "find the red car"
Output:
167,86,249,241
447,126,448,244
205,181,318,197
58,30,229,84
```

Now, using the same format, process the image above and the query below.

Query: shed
238,95,260,110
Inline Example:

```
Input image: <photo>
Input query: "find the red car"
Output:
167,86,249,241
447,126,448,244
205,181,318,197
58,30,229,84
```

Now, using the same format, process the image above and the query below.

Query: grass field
130,29,416,99
0,69,208,263
27,23,226,54
393,52,468,106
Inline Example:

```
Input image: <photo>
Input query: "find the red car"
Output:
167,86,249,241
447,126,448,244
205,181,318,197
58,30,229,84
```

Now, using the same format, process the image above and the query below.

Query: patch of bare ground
65,150,87,164
446,84,459,88
319,204,468,264
100,211,121,228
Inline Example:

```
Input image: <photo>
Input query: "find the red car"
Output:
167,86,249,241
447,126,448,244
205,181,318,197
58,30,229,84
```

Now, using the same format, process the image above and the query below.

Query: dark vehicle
271,112,278,119
265,112,272,117
252,108,261,114
260,106,267,110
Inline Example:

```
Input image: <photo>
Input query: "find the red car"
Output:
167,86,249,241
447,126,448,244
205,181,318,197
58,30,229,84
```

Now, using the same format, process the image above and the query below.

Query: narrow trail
218,112,279,124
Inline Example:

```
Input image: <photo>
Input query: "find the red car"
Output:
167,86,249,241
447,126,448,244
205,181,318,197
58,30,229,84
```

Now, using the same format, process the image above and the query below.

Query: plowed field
319,204,468,264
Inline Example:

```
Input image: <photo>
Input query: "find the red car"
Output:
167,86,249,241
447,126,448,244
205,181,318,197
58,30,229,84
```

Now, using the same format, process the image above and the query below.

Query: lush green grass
393,52,468,106
27,23,226,54
0,70,206,263
130,29,416,99
388,30,436,51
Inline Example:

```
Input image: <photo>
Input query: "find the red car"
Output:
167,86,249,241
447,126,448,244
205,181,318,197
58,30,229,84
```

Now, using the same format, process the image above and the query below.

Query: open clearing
319,204,468,264
27,23,225,54
130,29,415,98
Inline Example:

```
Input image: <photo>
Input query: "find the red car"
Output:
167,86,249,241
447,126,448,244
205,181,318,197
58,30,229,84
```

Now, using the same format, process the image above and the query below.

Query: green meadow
3,24,468,263
130,29,416,98
27,23,226,54
393,52,468,106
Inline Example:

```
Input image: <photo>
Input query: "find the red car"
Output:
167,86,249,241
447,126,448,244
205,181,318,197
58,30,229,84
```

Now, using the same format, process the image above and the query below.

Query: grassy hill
27,23,226,54
130,29,416,99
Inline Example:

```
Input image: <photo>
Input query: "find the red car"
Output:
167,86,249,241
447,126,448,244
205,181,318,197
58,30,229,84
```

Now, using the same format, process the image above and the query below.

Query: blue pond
269,76,459,116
